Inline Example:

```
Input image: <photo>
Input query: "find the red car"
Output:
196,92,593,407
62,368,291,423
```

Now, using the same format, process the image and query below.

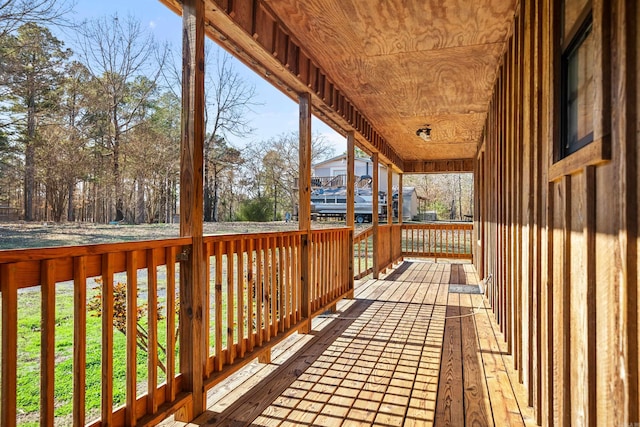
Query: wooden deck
162,260,535,426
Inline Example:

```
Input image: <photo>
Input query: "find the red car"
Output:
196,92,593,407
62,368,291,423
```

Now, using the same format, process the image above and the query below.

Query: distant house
312,154,391,190
310,154,420,222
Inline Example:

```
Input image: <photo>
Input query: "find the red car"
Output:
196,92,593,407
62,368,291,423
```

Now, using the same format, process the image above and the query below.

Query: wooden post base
258,349,271,364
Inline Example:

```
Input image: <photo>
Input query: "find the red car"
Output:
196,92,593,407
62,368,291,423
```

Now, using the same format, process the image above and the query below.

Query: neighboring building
393,187,418,221
309,154,420,222
312,154,390,190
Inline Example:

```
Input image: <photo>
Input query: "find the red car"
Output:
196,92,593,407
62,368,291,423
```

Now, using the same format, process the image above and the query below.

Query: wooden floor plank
161,261,533,427
434,292,464,427
474,293,527,426
461,293,492,427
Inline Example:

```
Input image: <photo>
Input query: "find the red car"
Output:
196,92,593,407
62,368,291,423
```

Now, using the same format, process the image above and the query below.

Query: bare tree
244,132,335,218
203,49,258,221
0,0,73,40
75,13,168,221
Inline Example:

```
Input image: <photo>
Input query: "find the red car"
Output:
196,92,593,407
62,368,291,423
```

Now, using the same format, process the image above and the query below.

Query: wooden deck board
161,261,533,426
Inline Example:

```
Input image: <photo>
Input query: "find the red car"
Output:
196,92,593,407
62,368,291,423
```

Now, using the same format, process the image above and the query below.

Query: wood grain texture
72,257,87,427
40,259,56,426
261,0,515,161
176,0,206,419
126,251,139,426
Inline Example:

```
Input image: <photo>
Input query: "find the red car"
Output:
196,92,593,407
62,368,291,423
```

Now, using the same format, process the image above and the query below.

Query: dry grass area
0,220,370,250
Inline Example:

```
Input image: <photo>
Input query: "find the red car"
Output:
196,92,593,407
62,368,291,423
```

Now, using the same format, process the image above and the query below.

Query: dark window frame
560,9,594,159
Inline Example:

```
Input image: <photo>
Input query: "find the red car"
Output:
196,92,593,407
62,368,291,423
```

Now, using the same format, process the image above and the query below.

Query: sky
59,0,346,155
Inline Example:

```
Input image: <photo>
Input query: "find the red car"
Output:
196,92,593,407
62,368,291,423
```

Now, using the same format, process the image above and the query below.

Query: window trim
550,0,610,182
560,12,594,158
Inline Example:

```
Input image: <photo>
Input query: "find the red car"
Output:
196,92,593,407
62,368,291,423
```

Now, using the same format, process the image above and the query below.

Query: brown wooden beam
299,92,312,332
372,152,379,279
176,0,206,420
346,131,355,297
398,173,403,224
387,165,393,224
403,159,475,173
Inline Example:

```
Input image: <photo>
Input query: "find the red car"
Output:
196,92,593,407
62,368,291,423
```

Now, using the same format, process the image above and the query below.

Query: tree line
0,2,335,224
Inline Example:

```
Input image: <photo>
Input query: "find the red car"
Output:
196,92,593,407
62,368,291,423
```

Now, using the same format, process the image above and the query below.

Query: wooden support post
258,349,272,364
299,92,312,333
387,165,393,224
398,173,403,225
372,152,379,279
176,0,206,420
346,131,355,297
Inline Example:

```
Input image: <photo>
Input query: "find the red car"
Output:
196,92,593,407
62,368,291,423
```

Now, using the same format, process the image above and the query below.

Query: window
560,1,594,158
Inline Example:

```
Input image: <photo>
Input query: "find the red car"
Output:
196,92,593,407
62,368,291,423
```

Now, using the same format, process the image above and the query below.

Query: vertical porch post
177,0,206,420
398,173,403,263
346,131,355,297
299,92,312,332
372,152,379,279
398,173,403,225
387,165,393,224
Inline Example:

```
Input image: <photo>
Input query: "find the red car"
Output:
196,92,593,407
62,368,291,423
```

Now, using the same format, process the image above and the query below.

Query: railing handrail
0,237,193,263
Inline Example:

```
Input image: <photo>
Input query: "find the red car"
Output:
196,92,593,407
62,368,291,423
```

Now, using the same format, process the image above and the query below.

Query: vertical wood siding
475,0,638,425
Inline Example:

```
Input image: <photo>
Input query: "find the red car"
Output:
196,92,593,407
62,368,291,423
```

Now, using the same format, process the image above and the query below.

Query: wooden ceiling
160,0,517,171
263,0,515,163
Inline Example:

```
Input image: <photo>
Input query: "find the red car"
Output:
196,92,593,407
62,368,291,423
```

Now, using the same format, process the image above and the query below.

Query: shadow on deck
162,261,535,426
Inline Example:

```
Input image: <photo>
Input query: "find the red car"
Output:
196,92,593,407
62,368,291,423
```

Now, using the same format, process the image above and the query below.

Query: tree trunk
212,165,219,222
67,182,75,221
24,95,36,221
136,177,146,224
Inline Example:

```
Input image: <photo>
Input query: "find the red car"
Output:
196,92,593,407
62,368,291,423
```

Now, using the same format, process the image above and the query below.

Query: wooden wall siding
157,0,404,171
475,0,639,426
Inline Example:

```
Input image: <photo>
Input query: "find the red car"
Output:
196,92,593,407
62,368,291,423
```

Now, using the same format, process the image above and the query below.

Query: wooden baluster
204,242,211,377
165,246,177,402
237,239,245,358
215,241,223,371
247,239,254,352
126,251,138,426
292,235,299,323
41,259,55,426
256,238,263,347
147,248,159,414
101,253,114,425
263,237,271,342
1,263,18,427
73,257,87,427
278,235,285,333
270,236,277,337
227,240,235,364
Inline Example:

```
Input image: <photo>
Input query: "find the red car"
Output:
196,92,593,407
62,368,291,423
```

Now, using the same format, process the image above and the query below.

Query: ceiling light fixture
416,125,431,141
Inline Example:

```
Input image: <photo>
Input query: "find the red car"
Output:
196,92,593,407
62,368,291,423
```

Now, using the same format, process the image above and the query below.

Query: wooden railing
0,238,192,427
401,223,473,259
0,229,351,426
353,228,373,279
377,224,403,272
309,228,351,313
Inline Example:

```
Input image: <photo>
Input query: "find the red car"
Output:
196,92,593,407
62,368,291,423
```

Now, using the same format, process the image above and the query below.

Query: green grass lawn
13,278,176,426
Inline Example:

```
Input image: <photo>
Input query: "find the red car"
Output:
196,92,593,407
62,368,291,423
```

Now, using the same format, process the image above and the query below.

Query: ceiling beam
403,159,474,174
